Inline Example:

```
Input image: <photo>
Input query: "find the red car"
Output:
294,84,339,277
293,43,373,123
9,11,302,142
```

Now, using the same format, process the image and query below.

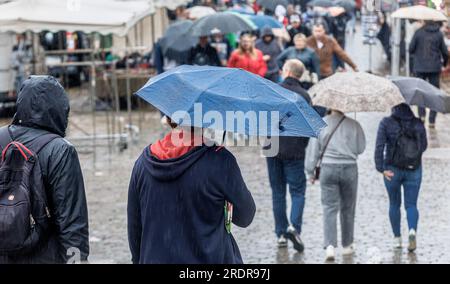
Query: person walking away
306,109,366,261
127,121,256,264
286,14,311,47
255,27,283,82
377,12,391,63
188,36,222,67
265,59,312,252
0,76,89,264
329,13,348,50
374,103,427,252
277,34,320,89
306,23,358,79
228,33,268,77
409,21,448,129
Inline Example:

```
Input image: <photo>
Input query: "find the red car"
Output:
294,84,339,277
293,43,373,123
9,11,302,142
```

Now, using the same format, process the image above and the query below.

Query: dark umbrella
333,0,356,12
257,0,289,11
309,0,334,8
159,20,197,63
389,76,450,113
189,12,255,37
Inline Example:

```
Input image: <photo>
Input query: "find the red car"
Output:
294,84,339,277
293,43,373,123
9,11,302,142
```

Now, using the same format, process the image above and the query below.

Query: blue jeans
384,166,422,237
266,157,306,237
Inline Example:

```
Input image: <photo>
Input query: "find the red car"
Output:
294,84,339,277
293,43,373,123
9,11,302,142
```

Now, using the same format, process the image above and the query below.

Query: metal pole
151,14,156,45
125,36,133,131
405,22,411,77
90,52,97,170
391,18,401,76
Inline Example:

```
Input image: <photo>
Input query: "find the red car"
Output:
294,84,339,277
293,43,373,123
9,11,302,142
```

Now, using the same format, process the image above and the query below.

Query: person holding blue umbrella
265,59,313,252
128,65,326,264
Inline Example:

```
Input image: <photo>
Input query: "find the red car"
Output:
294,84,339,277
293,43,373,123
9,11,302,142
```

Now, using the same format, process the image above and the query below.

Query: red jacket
227,49,268,77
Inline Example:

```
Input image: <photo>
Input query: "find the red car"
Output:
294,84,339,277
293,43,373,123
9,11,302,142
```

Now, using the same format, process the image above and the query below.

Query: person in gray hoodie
255,26,283,82
306,110,366,261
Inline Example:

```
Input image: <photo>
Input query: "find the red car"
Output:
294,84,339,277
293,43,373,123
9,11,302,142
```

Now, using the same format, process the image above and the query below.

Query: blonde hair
238,34,257,58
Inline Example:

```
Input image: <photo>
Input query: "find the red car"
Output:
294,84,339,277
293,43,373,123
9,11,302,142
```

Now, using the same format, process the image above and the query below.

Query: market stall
0,0,175,163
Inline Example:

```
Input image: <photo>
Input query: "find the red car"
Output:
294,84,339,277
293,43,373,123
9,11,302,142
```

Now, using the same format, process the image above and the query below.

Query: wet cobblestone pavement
69,109,450,264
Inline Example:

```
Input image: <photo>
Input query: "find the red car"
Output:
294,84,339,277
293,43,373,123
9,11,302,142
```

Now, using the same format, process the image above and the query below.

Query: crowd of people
155,0,360,87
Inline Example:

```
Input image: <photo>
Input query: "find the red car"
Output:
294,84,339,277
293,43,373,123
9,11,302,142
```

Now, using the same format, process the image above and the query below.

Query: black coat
286,25,312,47
188,43,222,67
0,76,89,264
409,24,449,74
273,77,311,160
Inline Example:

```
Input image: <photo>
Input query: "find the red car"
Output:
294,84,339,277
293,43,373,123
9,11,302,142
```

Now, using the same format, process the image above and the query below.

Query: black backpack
391,118,422,170
0,126,59,255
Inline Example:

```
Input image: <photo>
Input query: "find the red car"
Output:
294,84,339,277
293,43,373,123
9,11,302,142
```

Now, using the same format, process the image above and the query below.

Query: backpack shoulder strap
392,116,404,130
0,126,13,152
27,133,61,155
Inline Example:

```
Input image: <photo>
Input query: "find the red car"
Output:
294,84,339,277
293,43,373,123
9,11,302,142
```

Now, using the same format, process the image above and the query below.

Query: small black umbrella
257,0,289,11
189,12,255,37
390,76,450,113
159,20,197,63
309,0,334,8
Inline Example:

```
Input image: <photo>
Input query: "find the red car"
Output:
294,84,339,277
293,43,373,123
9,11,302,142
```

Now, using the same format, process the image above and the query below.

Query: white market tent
153,0,191,10
0,0,156,36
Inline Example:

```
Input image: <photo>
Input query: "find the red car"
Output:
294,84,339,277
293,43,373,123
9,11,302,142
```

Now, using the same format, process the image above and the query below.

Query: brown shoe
429,123,436,129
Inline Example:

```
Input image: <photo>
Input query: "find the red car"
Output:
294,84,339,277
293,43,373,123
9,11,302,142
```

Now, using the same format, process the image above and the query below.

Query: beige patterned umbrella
391,5,448,22
309,72,405,113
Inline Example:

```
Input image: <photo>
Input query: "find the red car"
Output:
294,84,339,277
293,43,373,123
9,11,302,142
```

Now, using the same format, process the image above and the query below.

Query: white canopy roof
0,0,156,36
153,0,191,10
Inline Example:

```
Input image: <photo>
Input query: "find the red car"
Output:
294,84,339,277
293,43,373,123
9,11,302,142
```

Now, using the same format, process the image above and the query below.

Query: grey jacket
305,112,366,176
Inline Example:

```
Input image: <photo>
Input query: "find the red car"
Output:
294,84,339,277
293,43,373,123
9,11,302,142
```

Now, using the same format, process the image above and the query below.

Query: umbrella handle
222,131,226,146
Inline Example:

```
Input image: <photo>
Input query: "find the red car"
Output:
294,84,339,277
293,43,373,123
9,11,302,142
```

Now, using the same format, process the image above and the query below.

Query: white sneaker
277,236,288,248
394,237,402,249
408,229,417,252
325,245,335,261
342,244,355,256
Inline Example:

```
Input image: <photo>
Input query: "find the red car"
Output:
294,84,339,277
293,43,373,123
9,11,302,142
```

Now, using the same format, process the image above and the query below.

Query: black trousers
416,72,440,124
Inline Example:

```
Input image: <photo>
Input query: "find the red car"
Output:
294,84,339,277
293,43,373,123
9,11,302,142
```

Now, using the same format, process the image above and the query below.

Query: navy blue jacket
374,104,427,173
127,145,255,264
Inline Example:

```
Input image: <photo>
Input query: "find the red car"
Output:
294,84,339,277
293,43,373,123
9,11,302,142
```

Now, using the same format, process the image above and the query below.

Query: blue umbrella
248,15,283,29
136,65,326,137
